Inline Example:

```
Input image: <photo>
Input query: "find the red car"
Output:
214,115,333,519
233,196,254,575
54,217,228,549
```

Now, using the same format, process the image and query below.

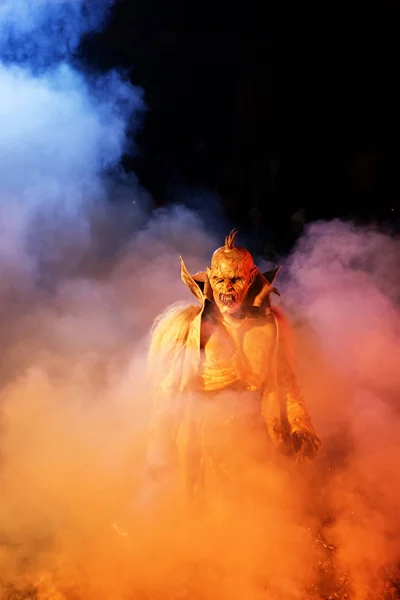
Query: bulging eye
231,278,242,284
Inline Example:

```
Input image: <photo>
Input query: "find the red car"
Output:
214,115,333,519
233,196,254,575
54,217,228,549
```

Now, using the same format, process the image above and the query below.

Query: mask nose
225,280,234,292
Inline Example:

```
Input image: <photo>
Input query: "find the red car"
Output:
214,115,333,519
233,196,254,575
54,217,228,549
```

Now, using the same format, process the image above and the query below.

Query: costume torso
178,308,278,503
196,308,277,394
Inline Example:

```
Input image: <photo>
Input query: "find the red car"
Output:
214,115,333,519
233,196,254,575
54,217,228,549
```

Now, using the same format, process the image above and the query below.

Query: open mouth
219,293,236,306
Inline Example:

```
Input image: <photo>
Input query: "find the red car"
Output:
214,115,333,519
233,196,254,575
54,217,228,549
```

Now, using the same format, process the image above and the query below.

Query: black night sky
82,0,400,256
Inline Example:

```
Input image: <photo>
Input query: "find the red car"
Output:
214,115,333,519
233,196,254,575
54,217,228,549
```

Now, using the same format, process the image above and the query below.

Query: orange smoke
0,216,399,599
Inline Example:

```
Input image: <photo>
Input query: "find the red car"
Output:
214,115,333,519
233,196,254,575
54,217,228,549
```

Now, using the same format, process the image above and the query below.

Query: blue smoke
0,64,142,200
0,0,113,69
0,0,146,282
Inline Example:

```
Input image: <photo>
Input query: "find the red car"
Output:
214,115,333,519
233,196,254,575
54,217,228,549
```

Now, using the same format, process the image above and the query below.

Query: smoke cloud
0,0,112,69
0,1,399,599
282,221,400,598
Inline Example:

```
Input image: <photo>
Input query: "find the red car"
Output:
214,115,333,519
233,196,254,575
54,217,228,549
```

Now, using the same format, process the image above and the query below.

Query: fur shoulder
150,303,201,350
147,302,201,391
147,303,201,379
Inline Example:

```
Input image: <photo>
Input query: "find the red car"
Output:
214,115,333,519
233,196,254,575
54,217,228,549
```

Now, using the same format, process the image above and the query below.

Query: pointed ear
249,266,258,285
251,269,280,308
180,256,204,304
263,265,282,286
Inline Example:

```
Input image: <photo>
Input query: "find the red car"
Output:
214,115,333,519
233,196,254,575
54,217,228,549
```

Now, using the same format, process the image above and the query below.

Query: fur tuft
224,228,238,250
148,303,202,392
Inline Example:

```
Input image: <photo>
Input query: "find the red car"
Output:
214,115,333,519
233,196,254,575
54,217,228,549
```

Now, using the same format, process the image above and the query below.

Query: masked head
207,230,258,315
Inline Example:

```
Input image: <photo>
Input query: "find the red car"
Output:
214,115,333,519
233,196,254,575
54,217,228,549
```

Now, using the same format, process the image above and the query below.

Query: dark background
82,0,400,256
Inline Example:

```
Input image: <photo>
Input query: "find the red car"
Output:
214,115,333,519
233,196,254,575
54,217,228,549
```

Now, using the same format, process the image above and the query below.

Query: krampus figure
146,230,321,508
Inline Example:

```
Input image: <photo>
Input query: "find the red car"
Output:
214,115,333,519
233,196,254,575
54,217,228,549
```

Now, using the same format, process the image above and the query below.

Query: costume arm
276,310,321,459
146,304,200,471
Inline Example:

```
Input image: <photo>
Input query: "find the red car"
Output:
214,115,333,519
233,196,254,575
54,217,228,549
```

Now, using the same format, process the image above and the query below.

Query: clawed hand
292,430,321,462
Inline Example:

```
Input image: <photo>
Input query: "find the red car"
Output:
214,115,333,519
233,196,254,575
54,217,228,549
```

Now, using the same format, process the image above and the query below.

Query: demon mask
206,230,258,316
180,230,280,314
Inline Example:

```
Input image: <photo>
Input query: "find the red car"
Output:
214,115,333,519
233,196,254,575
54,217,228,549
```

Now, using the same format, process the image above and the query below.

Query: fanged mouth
219,293,236,306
